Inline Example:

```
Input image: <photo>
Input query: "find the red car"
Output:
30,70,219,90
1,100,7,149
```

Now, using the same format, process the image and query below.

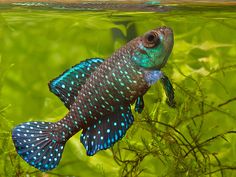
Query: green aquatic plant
111,66,236,176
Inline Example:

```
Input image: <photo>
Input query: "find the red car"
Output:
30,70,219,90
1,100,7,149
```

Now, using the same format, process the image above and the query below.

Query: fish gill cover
0,1,236,177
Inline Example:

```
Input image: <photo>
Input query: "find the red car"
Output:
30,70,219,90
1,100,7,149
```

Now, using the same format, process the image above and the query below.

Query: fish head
131,26,174,69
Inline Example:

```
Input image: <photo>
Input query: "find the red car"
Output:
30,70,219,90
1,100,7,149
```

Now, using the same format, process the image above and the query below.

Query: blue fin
160,74,176,108
12,122,65,171
49,58,104,109
80,106,134,156
135,96,144,113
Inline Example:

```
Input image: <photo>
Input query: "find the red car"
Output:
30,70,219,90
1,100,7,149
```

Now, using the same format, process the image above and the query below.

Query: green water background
0,4,236,177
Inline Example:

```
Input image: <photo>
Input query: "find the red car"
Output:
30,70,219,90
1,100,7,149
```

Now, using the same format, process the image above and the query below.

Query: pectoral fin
160,74,176,108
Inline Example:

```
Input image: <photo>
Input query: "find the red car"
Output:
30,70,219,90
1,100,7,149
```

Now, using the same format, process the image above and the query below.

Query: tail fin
12,121,65,171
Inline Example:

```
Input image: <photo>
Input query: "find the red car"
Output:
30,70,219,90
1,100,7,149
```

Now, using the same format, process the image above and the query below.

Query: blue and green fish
12,26,175,171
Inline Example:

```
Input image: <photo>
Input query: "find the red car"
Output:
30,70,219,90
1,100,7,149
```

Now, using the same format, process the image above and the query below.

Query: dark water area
0,1,236,177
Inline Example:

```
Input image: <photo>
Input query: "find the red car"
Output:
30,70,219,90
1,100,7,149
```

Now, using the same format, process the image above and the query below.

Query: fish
12,26,175,171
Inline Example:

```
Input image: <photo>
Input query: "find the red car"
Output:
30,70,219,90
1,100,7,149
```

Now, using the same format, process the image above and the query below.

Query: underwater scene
0,1,236,177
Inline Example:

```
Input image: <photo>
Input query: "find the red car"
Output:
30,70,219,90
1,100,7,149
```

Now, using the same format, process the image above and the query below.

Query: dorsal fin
49,58,104,109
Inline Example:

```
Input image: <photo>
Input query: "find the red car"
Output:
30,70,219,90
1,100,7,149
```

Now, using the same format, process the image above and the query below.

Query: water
0,1,236,177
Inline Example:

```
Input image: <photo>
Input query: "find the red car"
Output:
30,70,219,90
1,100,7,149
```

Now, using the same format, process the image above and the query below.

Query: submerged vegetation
0,3,236,177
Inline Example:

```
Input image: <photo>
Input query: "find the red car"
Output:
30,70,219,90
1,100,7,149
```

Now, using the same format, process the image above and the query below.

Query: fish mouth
156,26,174,69
157,26,174,51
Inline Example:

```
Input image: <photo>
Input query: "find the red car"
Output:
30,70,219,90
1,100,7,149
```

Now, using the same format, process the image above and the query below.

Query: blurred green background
0,3,236,177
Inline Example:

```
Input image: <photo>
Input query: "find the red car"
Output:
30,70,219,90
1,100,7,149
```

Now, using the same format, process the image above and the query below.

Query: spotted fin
80,106,134,156
49,58,104,109
12,122,65,171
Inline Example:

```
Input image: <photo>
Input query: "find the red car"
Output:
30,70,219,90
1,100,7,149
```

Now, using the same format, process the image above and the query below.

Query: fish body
12,26,174,171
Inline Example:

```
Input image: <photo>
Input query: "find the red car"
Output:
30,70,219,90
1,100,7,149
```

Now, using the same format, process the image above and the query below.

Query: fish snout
158,26,173,37
156,26,174,69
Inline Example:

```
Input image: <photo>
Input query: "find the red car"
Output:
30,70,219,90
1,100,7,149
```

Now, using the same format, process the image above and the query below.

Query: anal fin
80,106,134,156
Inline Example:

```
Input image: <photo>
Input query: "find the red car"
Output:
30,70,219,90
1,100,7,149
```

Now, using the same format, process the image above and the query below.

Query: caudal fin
12,121,65,171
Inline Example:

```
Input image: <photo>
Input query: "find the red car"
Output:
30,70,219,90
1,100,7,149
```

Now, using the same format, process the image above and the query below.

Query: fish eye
143,31,160,48
147,33,155,42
